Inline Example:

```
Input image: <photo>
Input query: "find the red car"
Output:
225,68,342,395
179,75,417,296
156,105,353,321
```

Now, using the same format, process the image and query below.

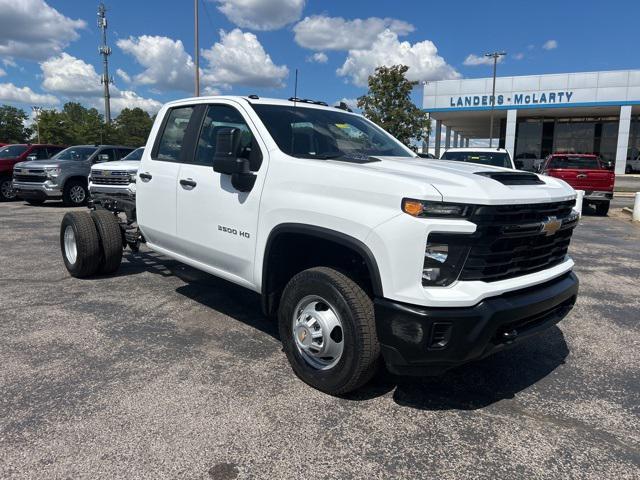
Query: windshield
548,156,600,169
251,104,414,161
441,150,511,168
53,146,97,161
0,145,28,159
122,147,144,161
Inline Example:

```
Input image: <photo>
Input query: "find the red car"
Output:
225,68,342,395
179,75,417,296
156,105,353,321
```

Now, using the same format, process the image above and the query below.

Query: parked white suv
440,147,516,169
59,96,579,395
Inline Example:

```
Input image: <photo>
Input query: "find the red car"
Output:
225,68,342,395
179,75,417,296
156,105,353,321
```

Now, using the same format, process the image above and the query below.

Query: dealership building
423,69,640,173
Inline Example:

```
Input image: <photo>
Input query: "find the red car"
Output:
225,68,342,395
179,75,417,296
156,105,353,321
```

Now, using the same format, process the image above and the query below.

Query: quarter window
155,106,195,162
195,105,256,168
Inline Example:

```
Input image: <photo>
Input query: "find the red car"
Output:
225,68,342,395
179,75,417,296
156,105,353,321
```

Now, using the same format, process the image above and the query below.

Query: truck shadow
116,250,569,411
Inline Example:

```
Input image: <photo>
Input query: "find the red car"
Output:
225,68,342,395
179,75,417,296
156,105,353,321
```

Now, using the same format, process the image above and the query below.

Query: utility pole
31,106,42,143
194,0,200,96
98,3,112,124
485,51,506,147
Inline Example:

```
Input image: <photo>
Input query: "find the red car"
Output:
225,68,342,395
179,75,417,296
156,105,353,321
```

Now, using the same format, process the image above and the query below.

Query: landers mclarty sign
449,91,575,108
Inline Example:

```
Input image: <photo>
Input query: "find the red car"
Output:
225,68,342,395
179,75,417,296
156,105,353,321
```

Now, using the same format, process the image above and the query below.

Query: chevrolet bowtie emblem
540,216,562,236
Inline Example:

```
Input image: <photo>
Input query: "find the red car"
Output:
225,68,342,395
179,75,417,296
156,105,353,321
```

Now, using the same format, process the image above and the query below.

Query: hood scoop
475,171,545,186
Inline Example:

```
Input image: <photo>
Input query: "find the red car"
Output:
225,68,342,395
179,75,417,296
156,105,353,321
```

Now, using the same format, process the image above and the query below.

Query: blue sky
0,0,638,117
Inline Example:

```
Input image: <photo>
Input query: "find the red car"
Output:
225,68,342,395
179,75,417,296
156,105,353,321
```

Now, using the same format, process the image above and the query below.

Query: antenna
98,3,112,124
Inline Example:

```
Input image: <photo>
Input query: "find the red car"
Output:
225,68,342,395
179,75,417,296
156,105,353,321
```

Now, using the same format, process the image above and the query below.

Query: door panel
137,105,196,252
176,103,266,286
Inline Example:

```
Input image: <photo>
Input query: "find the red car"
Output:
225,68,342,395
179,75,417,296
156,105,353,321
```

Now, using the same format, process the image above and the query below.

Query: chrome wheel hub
63,225,77,264
70,185,85,204
292,295,344,370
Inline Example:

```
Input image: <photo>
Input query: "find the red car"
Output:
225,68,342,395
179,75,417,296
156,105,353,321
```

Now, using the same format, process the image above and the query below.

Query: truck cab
13,144,134,206
59,96,580,395
0,144,65,201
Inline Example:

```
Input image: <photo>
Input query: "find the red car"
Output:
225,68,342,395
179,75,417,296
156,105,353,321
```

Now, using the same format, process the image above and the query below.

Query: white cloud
0,0,86,61
40,53,161,114
116,68,131,84
0,82,58,105
294,15,414,51
542,39,558,50
337,30,460,87
307,52,328,63
513,52,524,60
463,53,505,66
0,68,5,77
117,35,194,92
201,29,288,88
215,0,304,31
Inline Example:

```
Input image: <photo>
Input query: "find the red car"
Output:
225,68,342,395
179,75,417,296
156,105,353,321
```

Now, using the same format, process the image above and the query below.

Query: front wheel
278,267,380,395
595,202,610,216
0,176,16,201
63,180,88,206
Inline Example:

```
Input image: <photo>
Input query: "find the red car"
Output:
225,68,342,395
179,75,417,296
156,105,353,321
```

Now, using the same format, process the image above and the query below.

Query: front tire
60,211,101,277
278,267,380,395
595,202,610,216
0,176,16,201
91,209,123,275
63,179,88,206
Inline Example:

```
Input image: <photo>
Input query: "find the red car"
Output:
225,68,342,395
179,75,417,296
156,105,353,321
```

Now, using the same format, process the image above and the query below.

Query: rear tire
60,211,101,277
63,179,88,206
278,267,380,395
91,209,123,275
595,202,610,216
0,176,16,201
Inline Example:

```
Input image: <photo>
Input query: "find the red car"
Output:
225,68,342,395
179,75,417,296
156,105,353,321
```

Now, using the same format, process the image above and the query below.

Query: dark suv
0,144,66,201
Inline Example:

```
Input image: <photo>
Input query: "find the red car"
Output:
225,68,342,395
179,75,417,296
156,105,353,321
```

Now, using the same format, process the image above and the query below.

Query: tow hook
500,329,518,344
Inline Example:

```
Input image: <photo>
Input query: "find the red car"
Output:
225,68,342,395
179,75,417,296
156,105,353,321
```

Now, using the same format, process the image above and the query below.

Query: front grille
431,200,577,283
13,174,47,183
91,171,131,185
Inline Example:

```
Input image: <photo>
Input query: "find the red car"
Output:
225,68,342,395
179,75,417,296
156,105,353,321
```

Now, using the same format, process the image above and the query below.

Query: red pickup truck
0,144,66,201
540,153,614,216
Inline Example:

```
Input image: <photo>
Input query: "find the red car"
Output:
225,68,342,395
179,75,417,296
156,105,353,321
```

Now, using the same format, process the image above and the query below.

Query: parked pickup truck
59,96,580,395
0,143,66,201
89,147,143,223
540,153,614,216
13,144,135,206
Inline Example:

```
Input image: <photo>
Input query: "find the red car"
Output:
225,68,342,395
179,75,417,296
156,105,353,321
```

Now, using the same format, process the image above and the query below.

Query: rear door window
153,106,195,162
549,156,600,169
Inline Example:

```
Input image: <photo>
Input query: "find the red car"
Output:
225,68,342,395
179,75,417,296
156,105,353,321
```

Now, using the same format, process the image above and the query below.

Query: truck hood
14,159,74,169
361,157,576,205
91,160,140,173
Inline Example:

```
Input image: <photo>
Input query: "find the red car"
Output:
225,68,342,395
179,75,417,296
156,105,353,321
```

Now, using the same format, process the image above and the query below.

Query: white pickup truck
59,96,580,395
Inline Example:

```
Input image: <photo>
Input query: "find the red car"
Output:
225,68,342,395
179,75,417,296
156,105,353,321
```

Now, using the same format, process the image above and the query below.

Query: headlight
402,199,473,218
44,167,61,177
422,237,470,287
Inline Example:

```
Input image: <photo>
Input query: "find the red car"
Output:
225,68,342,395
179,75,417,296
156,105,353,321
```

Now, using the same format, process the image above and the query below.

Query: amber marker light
402,199,424,217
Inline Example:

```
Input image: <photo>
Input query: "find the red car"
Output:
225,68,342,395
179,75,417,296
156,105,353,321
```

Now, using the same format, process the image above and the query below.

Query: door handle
139,172,152,182
179,178,197,189
576,173,588,179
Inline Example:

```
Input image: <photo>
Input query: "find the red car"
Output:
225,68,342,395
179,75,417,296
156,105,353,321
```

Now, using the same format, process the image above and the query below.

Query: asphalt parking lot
1,202,639,479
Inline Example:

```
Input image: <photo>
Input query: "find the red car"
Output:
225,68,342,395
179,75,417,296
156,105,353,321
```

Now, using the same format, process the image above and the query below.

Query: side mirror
212,127,256,192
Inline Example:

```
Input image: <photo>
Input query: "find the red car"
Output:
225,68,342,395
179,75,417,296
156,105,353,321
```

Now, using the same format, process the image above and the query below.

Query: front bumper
12,180,62,199
582,190,613,202
375,271,578,376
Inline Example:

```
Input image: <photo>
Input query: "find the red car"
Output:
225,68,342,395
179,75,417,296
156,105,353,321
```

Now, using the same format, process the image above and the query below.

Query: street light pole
194,0,200,97
485,51,506,147
31,106,42,144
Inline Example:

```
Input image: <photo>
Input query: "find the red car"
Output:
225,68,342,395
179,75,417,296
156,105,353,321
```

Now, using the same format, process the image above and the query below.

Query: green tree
357,65,430,148
36,109,72,145
0,105,32,143
114,107,153,146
